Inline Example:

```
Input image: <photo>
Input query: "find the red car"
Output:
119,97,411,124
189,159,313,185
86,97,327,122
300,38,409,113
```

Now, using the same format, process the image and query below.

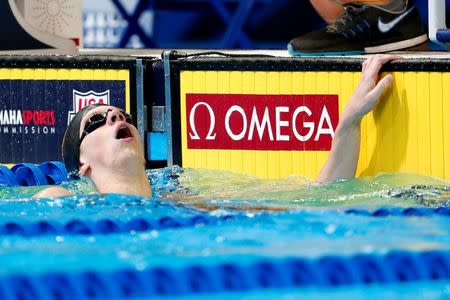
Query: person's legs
288,0,426,56
310,0,407,24
309,0,344,24
342,0,404,10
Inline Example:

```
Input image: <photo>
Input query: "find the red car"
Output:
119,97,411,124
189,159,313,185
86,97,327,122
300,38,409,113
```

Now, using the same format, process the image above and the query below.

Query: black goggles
79,109,133,144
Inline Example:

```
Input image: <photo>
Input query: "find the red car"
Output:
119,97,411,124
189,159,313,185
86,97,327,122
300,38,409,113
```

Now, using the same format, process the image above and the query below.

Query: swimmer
35,54,401,198
34,105,151,198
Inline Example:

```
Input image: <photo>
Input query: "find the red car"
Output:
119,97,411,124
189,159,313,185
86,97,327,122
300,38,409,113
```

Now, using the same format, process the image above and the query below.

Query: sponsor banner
186,93,339,151
0,80,126,164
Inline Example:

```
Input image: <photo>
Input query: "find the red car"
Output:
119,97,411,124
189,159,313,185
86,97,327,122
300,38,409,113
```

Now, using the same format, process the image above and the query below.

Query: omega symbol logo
188,102,217,140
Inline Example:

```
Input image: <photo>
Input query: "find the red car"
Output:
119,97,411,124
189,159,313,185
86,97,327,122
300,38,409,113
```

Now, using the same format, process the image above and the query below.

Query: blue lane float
0,162,69,187
10,163,49,186
1,206,449,238
0,214,238,237
38,161,68,185
345,206,450,217
0,165,19,187
0,250,448,299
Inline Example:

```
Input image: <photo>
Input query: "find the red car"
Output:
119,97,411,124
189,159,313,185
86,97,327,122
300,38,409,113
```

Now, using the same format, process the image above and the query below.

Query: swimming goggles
79,109,133,144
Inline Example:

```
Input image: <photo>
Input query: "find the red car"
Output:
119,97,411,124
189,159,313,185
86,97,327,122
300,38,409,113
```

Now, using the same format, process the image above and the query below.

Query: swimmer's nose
107,109,126,124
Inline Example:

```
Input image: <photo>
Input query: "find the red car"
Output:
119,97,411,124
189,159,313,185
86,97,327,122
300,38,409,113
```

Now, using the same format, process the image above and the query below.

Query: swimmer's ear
78,160,91,176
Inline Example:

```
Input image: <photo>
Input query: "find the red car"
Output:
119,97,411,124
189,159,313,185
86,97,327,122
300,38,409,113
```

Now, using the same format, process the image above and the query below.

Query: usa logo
67,90,110,125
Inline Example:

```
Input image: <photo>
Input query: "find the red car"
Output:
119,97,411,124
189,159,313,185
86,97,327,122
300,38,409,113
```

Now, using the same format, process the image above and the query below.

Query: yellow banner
179,70,450,180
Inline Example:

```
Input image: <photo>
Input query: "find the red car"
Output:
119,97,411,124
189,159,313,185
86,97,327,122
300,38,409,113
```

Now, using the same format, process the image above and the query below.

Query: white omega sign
188,102,217,140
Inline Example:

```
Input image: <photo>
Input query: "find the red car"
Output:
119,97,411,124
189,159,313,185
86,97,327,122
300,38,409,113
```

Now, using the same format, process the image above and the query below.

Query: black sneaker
288,0,427,56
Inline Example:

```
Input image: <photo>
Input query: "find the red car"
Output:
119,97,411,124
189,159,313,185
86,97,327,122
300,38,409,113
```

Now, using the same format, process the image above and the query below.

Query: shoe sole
365,34,428,53
287,44,364,56
287,34,428,56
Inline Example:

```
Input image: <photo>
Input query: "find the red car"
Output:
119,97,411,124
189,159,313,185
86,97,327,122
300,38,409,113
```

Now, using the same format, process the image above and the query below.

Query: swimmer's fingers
361,55,374,73
362,54,402,79
366,74,393,107
345,75,393,120
363,55,401,104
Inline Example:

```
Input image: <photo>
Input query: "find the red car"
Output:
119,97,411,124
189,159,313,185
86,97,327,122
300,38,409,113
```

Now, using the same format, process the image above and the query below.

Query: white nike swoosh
378,6,415,33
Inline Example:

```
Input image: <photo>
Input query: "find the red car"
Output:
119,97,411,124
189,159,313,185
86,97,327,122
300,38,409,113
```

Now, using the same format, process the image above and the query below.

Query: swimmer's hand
340,54,402,128
33,186,72,199
317,54,401,181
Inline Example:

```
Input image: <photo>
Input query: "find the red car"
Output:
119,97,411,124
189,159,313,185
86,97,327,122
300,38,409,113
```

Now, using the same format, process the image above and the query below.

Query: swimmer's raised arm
317,54,402,181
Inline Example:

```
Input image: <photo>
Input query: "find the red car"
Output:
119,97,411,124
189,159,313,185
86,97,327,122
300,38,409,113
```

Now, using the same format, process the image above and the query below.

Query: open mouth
116,125,133,139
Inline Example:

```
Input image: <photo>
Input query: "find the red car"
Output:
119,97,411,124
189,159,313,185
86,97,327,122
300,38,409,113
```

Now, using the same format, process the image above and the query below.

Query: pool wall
166,54,450,180
0,55,158,166
2,52,450,182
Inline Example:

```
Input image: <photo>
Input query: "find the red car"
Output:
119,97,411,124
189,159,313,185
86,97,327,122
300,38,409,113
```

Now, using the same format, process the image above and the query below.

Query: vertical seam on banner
136,59,145,150
163,51,173,166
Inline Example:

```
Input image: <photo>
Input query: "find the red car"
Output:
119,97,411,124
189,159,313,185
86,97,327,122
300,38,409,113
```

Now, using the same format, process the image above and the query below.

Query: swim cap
62,103,106,178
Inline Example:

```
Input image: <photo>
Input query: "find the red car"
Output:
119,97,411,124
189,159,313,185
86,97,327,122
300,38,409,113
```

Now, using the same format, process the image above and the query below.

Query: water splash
2,167,450,210
157,168,450,209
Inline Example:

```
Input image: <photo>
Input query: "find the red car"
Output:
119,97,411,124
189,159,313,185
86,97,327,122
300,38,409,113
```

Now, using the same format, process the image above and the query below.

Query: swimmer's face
78,106,145,174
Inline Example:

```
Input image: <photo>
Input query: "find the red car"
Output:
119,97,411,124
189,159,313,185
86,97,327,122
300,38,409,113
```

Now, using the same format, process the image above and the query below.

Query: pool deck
79,49,450,59
1,48,450,59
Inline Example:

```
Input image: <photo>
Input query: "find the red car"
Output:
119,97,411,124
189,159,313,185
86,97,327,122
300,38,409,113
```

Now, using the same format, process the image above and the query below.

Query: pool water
156,167,450,208
0,167,449,299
